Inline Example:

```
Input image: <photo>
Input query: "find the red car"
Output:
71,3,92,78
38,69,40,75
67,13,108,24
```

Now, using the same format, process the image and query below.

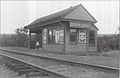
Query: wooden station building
24,4,98,54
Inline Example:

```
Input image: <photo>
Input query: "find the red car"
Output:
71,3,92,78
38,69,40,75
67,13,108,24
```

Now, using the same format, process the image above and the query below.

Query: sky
1,1,119,34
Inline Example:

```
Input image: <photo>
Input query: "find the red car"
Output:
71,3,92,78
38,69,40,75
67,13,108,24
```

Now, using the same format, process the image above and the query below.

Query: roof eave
24,18,65,29
63,18,97,23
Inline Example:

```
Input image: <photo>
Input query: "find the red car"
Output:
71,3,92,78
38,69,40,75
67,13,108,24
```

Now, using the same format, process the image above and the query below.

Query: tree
97,34,119,52
15,27,28,47
15,27,28,34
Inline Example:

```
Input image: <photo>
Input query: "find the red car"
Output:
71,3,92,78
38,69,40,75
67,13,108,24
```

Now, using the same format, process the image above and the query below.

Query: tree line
0,27,28,47
97,34,119,52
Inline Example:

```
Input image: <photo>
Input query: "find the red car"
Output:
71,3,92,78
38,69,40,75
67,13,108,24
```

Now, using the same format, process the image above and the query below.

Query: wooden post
59,22,66,54
28,29,31,49
86,28,89,53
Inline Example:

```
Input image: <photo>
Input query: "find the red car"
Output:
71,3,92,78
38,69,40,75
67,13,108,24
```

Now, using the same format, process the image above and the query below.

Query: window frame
43,28,64,45
69,28,87,44
69,28,77,44
89,30,96,46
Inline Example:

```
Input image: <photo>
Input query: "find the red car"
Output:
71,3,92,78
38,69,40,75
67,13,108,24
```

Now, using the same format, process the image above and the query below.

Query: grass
101,50,120,57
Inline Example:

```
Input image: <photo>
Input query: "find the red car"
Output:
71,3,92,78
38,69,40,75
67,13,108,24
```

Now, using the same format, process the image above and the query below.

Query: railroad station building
24,4,98,54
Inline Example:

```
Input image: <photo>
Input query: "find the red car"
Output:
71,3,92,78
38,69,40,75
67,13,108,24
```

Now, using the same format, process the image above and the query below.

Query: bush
97,34,119,52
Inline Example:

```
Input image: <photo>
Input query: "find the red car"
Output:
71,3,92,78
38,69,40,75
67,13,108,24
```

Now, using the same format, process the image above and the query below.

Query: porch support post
86,28,89,52
28,29,31,49
59,22,66,54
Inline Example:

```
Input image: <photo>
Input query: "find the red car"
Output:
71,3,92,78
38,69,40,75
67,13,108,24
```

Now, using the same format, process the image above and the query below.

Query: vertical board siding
43,44,64,53
42,22,65,53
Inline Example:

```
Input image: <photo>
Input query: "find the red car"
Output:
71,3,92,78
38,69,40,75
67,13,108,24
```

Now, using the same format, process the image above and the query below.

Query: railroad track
0,49,119,78
0,55,62,78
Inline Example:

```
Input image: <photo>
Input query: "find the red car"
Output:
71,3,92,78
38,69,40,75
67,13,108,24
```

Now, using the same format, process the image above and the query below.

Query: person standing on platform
36,41,39,51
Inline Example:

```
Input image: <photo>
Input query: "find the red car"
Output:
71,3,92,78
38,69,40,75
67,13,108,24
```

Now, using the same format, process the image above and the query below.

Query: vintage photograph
0,0,119,78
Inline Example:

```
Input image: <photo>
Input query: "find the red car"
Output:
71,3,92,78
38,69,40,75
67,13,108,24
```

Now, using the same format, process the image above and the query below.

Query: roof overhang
24,18,64,29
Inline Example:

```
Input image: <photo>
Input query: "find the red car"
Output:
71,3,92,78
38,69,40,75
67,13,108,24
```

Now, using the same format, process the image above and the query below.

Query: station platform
0,47,119,69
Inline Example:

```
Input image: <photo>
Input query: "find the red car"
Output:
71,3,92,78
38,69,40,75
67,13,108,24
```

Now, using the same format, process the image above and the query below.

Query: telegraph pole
115,31,117,50
118,26,120,50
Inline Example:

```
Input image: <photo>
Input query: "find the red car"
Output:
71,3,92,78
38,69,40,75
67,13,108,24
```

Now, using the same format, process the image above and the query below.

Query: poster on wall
55,30,60,43
43,29,47,44
79,29,86,43
59,30,64,44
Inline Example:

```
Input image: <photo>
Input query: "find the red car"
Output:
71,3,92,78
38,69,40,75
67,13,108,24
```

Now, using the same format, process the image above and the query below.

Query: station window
69,28,86,44
43,28,64,44
89,31,95,46
69,29,77,43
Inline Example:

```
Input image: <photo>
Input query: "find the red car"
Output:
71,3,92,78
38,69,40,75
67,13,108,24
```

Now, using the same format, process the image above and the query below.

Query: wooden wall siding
63,21,97,53
42,44,64,53
66,44,86,52
42,22,65,53
63,21,87,53
65,27,87,53
87,47,97,51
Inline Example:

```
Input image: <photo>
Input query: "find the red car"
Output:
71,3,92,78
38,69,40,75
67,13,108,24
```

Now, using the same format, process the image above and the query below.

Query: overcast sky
1,1,119,34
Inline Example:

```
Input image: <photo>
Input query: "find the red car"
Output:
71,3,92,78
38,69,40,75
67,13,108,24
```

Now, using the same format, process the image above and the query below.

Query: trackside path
0,47,119,70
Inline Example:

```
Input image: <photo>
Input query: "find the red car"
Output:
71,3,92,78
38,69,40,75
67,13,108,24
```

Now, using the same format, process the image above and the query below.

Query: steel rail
0,53,68,78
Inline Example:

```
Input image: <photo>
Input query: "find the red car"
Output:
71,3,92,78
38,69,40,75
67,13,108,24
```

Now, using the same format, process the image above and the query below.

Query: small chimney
70,6,72,8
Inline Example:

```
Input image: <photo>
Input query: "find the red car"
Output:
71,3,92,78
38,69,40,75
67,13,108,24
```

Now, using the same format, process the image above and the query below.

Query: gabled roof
64,4,97,22
25,4,97,29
